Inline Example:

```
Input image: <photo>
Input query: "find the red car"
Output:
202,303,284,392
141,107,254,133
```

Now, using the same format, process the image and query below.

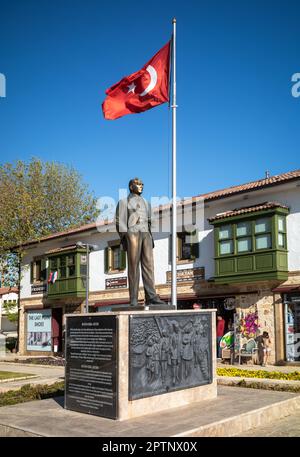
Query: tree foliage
0,158,99,252
0,253,19,287
2,300,18,323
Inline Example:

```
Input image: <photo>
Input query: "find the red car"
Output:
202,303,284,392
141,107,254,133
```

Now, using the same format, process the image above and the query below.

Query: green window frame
112,245,121,270
217,216,276,256
80,254,87,277
59,256,66,278
218,225,233,256
50,258,58,270
237,237,252,253
30,257,47,283
236,221,252,253
104,243,126,273
254,217,272,250
49,253,78,279
176,232,200,262
277,216,286,248
67,255,76,277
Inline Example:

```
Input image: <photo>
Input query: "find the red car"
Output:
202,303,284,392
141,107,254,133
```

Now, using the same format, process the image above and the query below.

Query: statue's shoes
146,298,166,305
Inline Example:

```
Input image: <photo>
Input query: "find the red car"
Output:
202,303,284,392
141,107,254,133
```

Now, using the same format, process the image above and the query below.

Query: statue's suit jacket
115,194,154,251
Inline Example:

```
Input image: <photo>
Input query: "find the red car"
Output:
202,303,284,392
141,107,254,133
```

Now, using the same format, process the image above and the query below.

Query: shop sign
27,309,52,352
105,277,127,289
166,267,205,283
31,283,47,295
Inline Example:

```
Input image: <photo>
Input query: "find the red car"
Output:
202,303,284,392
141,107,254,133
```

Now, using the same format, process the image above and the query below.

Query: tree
2,300,18,324
0,253,18,287
0,158,100,252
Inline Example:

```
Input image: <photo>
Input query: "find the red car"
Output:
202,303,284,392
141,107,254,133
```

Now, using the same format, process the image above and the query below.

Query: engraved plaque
129,313,212,400
65,315,118,419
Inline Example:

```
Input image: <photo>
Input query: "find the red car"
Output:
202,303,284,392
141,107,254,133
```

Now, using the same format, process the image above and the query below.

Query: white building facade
0,287,18,336
18,170,300,364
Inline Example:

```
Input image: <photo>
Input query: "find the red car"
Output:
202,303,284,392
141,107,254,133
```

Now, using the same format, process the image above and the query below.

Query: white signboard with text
27,309,52,351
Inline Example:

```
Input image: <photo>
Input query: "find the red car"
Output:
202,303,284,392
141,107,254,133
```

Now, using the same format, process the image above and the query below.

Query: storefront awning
93,299,132,307
272,285,300,293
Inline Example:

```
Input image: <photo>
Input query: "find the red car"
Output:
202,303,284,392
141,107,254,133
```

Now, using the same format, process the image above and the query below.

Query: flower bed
217,367,300,381
5,357,65,366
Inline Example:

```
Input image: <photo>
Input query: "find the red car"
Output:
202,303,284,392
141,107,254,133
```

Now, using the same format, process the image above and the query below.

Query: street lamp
76,242,99,313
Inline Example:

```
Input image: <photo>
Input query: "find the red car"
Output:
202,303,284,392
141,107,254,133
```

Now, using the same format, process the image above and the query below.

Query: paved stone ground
0,386,299,437
239,410,300,437
1,359,300,437
0,361,64,392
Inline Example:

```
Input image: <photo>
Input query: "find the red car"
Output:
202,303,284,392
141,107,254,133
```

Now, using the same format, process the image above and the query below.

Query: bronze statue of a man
115,178,166,307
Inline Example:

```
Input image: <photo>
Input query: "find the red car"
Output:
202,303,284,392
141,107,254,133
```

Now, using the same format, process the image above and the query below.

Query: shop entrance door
284,294,300,362
51,308,63,354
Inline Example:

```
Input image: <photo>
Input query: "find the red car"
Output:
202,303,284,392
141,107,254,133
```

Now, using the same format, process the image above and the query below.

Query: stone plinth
65,309,217,420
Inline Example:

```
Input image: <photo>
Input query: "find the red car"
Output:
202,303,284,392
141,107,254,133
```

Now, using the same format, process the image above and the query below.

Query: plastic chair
238,338,258,365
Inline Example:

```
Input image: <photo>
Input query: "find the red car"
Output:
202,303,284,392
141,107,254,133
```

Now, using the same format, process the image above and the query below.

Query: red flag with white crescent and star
102,41,171,120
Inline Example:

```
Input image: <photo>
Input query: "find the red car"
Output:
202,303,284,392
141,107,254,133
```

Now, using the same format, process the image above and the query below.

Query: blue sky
0,0,299,203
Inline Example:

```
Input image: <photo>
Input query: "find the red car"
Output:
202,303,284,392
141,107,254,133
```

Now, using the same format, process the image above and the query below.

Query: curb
173,394,300,437
217,376,300,390
0,361,64,369
0,375,38,384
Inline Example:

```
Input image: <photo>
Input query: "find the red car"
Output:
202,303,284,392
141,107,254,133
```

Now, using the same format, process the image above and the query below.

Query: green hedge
5,337,17,352
0,381,64,407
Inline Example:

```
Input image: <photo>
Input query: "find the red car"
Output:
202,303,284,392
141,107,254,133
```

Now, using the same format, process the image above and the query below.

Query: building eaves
208,202,289,223
14,168,300,248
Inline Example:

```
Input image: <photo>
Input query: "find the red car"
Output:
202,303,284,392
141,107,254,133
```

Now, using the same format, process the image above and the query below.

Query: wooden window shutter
41,258,47,281
191,242,200,259
177,234,182,260
120,249,126,270
104,247,110,273
30,262,34,284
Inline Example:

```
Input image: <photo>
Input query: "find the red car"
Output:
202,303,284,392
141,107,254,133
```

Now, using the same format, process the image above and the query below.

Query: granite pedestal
65,309,217,420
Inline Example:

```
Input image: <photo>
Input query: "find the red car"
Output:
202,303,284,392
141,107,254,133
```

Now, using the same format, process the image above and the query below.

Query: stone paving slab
0,362,64,392
238,409,300,437
0,386,299,437
0,362,64,376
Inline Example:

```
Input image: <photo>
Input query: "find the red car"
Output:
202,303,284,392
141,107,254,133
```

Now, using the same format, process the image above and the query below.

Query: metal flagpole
171,18,177,309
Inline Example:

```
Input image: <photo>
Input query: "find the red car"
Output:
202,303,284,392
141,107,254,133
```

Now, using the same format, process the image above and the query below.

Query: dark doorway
52,308,63,353
284,294,300,362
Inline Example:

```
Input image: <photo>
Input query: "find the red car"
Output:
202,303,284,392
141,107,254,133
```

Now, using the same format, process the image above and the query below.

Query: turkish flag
102,41,170,120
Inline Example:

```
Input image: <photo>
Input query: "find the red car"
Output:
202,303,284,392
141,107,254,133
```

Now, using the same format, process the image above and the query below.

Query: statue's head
129,177,144,195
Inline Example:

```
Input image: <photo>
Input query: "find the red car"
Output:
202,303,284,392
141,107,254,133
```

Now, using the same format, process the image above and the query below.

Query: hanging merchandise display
224,297,236,311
